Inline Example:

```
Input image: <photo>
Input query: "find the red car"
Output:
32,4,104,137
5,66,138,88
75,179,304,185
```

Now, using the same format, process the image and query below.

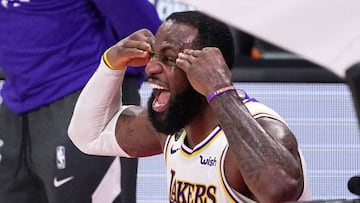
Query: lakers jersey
163,92,311,202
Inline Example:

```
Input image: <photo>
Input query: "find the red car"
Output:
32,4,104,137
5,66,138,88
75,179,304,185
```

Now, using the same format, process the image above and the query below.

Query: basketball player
68,11,311,202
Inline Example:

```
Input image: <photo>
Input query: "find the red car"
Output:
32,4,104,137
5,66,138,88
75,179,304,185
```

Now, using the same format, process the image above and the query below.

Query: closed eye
151,53,177,66
160,56,176,66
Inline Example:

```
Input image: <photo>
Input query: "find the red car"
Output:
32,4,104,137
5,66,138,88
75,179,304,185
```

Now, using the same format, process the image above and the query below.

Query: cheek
172,76,190,93
172,66,187,80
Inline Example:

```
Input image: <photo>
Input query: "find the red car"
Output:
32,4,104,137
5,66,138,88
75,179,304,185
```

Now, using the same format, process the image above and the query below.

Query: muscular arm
68,29,165,157
210,91,304,203
68,57,164,157
115,108,166,157
68,58,128,156
176,47,304,202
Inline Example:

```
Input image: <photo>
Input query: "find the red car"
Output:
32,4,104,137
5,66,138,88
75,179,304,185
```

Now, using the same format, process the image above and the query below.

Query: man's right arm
68,30,165,157
68,57,133,156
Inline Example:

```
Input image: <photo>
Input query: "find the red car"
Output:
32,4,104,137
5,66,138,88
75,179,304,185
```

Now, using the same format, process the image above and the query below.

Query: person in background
0,0,161,202
68,10,311,202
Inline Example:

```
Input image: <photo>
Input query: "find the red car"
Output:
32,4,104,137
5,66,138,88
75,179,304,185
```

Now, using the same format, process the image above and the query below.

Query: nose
145,57,163,76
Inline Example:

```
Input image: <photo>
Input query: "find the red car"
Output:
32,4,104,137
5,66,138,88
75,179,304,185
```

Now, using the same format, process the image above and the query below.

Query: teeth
150,83,168,90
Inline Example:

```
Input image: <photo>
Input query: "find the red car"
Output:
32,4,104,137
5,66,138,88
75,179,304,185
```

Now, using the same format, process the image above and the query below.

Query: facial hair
147,85,207,135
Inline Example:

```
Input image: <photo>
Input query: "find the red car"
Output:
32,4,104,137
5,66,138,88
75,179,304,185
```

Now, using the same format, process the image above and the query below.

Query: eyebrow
151,42,193,56
156,44,178,56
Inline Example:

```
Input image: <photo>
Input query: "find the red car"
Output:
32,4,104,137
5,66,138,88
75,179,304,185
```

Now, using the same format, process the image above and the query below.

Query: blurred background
1,0,359,202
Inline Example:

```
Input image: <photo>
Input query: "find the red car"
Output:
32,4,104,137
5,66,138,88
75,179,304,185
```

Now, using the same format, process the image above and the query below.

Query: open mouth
149,81,171,112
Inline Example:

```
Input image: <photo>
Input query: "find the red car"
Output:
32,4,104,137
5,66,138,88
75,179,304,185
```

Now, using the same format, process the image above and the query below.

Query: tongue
153,90,171,112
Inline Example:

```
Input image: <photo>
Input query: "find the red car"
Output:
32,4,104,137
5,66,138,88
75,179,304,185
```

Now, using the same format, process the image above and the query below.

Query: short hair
166,10,235,69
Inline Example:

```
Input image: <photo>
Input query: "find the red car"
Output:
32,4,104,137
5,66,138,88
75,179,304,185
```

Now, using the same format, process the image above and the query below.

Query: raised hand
176,47,233,97
106,29,154,69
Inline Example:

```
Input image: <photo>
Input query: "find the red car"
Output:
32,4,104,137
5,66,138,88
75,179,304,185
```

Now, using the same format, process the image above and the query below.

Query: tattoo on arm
117,115,137,146
210,91,300,184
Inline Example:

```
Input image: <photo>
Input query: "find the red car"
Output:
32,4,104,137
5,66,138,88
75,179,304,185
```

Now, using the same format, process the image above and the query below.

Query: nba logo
56,146,66,169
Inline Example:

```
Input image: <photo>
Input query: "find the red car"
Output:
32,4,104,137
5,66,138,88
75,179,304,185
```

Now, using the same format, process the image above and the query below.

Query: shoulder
241,93,298,149
242,94,286,124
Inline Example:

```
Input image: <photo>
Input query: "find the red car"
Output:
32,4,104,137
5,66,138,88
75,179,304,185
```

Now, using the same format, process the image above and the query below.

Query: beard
147,85,207,135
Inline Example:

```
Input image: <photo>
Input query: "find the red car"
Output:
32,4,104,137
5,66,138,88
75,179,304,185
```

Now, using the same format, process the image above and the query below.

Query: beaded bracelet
207,85,236,103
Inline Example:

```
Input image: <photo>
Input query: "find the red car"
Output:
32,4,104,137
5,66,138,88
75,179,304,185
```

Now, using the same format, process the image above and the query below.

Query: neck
184,106,218,149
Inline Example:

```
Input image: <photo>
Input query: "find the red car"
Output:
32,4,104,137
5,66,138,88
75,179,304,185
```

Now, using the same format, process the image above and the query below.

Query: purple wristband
207,85,236,103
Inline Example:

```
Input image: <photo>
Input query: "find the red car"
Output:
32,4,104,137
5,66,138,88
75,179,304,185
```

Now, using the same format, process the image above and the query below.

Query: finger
126,30,154,52
123,40,152,53
176,54,191,72
176,53,191,62
183,49,202,57
125,47,151,67
126,47,150,59
178,52,198,65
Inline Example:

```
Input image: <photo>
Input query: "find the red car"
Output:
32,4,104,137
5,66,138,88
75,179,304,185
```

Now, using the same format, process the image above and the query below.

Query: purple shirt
0,0,161,113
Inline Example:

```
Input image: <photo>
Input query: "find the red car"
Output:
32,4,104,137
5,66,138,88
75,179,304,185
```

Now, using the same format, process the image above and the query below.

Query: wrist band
207,85,236,103
103,48,126,70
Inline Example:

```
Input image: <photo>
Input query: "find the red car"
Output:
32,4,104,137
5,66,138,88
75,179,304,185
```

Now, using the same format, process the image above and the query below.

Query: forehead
153,20,198,51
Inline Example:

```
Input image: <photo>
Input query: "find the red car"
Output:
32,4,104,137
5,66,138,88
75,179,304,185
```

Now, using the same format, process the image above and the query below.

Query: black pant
0,76,139,203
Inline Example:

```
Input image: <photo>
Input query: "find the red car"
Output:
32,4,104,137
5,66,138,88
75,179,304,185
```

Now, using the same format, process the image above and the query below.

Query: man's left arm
176,47,304,203
209,91,304,202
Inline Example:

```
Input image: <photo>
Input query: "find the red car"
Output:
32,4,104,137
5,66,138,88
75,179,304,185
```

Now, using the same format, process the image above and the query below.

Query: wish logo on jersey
169,170,217,203
200,155,217,167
